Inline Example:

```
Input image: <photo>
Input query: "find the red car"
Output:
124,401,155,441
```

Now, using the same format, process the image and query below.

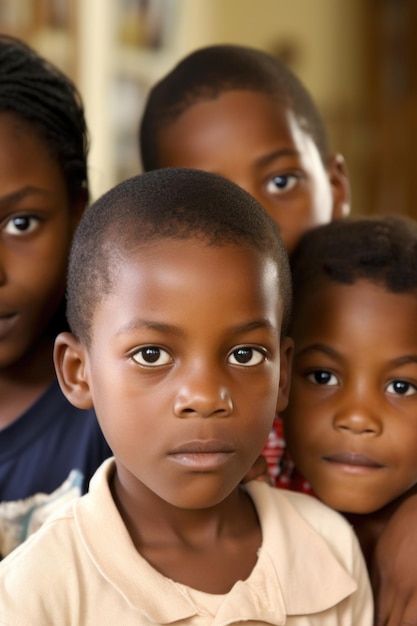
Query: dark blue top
0,381,112,556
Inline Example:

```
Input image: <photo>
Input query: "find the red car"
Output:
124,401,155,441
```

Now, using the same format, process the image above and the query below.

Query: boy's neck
111,470,262,593
0,335,56,429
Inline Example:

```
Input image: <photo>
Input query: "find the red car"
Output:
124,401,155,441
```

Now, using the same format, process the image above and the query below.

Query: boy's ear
54,332,93,409
276,336,294,414
328,153,351,219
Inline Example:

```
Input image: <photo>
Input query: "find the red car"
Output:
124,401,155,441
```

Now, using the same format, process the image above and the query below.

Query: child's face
156,90,348,253
0,112,81,369
283,278,417,514
67,239,292,509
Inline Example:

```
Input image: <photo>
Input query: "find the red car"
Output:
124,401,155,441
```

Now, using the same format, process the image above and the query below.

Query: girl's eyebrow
0,186,48,209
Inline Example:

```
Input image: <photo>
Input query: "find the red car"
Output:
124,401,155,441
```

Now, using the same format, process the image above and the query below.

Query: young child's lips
323,452,383,469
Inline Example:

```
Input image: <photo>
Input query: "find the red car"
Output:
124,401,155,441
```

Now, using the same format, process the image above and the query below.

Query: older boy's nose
173,371,233,418
333,404,382,436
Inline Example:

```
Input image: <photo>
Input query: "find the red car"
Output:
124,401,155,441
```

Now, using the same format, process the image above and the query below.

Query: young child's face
73,238,292,509
283,278,417,514
156,90,348,253
0,112,80,369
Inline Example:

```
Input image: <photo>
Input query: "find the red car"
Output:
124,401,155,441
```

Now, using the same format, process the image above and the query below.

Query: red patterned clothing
262,414,314,496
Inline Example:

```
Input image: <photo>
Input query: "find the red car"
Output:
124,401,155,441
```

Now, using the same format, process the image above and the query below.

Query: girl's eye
386,380,417,397
265,174,298,195
228,347,265,366
132,346,172,367
3,215,40,236
307,370,338,386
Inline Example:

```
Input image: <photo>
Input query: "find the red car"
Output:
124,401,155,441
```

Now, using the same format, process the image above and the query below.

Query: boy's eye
228,347,265,366
132,346,172,367
265,174,298,195
386,380,417,396
307,370,338,386
3,215,40,236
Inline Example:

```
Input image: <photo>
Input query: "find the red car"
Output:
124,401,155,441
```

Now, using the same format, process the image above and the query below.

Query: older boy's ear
54,332,93,409
276,337,294,414
328,153,351,219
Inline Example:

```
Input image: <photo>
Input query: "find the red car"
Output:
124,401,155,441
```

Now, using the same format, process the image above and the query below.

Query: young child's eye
3,215,40,236
228,346,265,366
386,380,417,396
265,174,298,195
307,370,338,386
132,346,172,367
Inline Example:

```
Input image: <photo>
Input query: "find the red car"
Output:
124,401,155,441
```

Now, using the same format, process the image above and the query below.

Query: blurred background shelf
0,0,416,219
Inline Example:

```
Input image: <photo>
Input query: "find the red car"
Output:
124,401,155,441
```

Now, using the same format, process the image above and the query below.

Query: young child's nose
332,403,382,436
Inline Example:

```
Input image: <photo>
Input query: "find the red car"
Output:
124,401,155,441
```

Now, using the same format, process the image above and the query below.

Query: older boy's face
81,239,291,509
284,279,417,514
156,90,348,254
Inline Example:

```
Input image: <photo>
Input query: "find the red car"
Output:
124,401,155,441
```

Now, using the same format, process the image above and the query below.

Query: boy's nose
333,404,382,436
173,370,233,418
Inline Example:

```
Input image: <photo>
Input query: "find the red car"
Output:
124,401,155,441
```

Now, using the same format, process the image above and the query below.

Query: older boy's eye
132,346,172,367
265,174,298,195
386,380,417,396
3,215,40,236
228,347,265,366
307,370,338,386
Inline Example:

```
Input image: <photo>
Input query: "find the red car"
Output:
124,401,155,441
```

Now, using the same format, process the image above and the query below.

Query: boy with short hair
139,43,350,255
282,215,417,624
0,169,372,624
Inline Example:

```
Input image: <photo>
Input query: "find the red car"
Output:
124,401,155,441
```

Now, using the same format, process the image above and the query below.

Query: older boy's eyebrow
255,148,301,168
0,186,49,209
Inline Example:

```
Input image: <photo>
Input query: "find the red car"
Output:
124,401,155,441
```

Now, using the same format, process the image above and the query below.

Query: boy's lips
168,440,236,470
322,452,384,471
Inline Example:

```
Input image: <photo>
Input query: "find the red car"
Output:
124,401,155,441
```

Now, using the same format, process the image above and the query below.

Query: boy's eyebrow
116,319,276,337
296,344,338,359
0,186,49,209
255,148,301,168
389,355,417,367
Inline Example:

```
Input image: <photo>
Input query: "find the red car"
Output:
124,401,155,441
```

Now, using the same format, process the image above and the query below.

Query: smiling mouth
323,452,383,470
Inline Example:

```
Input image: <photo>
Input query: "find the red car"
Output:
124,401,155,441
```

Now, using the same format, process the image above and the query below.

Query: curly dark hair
290,215,417,314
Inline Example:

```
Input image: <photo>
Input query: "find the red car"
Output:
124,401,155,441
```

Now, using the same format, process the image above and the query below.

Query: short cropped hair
139,44,329,171
67,168,291,344
290,215,417,313
0,34,89,203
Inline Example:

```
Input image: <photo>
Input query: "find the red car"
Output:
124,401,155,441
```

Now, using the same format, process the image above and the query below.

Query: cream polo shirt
0,458,373,625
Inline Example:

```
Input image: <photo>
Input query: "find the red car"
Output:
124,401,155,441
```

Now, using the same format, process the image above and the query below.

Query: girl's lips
0,313,18,340
323,452,383,468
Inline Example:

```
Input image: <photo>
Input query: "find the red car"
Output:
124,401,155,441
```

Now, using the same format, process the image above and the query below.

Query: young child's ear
54,332,93,409
328,153,351,219
276,336,294,414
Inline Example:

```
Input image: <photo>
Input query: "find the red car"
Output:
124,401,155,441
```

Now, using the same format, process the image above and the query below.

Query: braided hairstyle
0,34,89,204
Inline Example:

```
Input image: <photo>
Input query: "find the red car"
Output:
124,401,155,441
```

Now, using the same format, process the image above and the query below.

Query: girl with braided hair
0,35,110,558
